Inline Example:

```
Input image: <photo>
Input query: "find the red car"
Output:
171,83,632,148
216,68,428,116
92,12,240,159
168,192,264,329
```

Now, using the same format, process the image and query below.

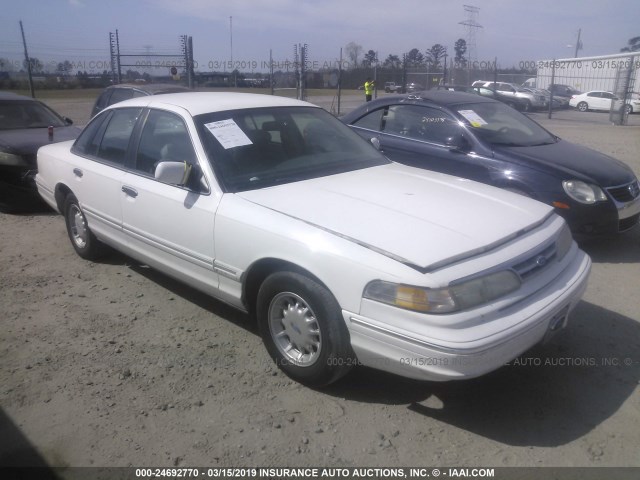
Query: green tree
383,54,401,69
454,38,467,65
405,48,424,68
362,50,378,67
425,44,447,70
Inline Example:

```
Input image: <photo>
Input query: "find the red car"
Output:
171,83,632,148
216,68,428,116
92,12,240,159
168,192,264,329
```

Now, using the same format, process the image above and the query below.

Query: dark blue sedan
341,91,640,236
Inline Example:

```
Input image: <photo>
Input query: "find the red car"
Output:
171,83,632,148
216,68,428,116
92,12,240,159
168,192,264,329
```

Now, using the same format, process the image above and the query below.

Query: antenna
459,5,482,65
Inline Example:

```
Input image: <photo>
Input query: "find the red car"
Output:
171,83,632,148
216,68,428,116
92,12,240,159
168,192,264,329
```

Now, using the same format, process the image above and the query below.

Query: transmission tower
459,5,482,65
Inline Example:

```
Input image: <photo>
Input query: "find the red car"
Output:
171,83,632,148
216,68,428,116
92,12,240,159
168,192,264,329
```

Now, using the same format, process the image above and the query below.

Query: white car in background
35,93,591,387
570,91,616,112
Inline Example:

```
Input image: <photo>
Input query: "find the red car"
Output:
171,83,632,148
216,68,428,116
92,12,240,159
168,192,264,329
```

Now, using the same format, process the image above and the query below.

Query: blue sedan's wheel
257,271,355,387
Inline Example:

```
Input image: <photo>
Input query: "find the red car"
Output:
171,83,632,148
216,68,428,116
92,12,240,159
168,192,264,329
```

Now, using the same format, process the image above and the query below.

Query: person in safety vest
364,78,375,102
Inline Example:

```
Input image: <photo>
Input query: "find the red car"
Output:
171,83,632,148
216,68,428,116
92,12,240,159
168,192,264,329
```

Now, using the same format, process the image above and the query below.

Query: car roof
0,91,36,101
400,90,496,106
107,92,317,116
106,83,191,94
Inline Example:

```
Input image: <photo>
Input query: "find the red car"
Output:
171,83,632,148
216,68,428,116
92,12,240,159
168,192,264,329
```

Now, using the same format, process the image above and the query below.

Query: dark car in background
341,90,640,236
0,92,81,211
90,83,191,118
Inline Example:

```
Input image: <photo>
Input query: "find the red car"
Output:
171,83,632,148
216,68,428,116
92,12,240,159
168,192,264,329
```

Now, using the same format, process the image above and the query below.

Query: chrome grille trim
512,242,557,281
607,180,640,203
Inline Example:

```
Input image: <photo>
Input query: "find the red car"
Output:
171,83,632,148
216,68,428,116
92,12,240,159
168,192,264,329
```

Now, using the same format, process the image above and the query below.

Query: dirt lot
1,94,639,471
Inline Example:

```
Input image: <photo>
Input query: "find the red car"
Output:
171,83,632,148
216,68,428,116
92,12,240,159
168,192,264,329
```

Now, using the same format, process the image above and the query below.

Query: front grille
512,242,557,281
607,180,640,203
619,213,640,232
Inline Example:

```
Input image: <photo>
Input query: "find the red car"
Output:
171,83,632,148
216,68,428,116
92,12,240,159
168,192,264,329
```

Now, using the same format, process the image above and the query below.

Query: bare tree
345,42,363,69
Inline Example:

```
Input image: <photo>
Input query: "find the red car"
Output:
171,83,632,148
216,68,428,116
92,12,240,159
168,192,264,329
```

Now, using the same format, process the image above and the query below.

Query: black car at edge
341,91,640,236
0,92,81,210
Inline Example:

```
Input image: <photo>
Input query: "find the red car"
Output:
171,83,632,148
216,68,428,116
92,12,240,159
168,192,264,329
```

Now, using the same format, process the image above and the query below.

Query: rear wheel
577,102,588,112
63,194,107,260
624,104,633,114
257,271,355,387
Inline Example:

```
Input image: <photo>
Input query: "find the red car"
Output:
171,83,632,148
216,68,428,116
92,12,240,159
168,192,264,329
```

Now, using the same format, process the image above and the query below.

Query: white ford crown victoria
36,93,591,387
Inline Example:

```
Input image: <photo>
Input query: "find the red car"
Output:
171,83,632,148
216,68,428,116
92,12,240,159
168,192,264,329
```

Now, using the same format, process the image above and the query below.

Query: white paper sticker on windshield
204,119,253,149
458,110,488,127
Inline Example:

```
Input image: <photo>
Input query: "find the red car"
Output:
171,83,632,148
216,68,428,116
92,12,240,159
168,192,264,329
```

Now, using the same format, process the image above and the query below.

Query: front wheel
63,194,107,260
257,271,355,387
624,104,633,114
577,102,588,112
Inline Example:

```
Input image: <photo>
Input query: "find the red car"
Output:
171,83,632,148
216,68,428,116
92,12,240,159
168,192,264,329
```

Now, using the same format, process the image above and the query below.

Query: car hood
0,126,81,160
237,164,553,271
493,139,636,187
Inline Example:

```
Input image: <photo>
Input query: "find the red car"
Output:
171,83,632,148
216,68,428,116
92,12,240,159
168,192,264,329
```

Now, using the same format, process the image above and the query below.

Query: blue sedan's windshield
453,102,557,147
195,106,389,192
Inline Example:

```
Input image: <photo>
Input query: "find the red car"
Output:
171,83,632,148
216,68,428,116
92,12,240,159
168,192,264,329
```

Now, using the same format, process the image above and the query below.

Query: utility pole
19,20,35,98
574,29,583,58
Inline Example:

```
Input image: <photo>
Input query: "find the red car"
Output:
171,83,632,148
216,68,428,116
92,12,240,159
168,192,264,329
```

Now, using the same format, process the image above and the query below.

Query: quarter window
352,108,385,131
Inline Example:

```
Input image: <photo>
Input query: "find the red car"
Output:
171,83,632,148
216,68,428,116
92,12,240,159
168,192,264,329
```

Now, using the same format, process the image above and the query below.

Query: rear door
69,107,142,246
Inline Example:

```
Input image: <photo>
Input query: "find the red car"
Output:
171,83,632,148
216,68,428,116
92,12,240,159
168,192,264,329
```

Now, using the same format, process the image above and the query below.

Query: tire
523,101,532,112
577,102,588,112
624,104,633,115
257,271,355,387
63,194,107,260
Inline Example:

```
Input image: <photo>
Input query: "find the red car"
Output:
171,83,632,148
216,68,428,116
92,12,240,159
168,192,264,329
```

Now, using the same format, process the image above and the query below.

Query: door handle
121,185,138,198
73,168,83,178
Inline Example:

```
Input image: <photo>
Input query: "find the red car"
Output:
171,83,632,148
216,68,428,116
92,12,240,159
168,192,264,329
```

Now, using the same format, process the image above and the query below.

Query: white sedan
35,93,591,387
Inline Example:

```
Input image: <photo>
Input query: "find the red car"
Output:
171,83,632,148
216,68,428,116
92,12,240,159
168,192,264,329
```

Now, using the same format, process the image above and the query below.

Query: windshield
0,101,67,129
195,106,389,192
453,102,557,147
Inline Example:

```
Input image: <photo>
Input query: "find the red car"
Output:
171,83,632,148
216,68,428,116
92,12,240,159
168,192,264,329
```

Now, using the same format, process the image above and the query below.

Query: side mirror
370,137,381,151
63,117,73,125
445,134,470,153
155,161,192,186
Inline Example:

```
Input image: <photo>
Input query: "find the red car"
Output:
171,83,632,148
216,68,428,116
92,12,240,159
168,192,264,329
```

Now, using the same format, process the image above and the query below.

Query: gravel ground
1,93,639,472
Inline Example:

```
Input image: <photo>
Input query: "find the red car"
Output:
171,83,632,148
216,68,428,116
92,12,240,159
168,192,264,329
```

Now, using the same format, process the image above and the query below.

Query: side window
95,108,142,166
94,90,113,112
352,108,385,131
108,88,135,107
134,109,197,177
382,105,459,144
72,111,111,157
588,92,601,98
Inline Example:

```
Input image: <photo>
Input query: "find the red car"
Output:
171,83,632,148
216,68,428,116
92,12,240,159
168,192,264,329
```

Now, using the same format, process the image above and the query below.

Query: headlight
364,270,521,314
0,151,28,166
562,180,607,204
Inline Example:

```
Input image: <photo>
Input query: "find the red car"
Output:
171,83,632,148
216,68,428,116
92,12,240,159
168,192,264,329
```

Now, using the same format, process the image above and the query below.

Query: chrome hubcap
70,205,88,248
268,292,321,367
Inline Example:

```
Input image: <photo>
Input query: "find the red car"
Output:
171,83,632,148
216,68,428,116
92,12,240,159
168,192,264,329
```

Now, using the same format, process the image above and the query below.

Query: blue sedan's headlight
0,151,28,166
562,180,607,204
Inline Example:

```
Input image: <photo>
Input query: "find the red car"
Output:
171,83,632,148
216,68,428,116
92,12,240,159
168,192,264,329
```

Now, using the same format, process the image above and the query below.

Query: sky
1,0,639,75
